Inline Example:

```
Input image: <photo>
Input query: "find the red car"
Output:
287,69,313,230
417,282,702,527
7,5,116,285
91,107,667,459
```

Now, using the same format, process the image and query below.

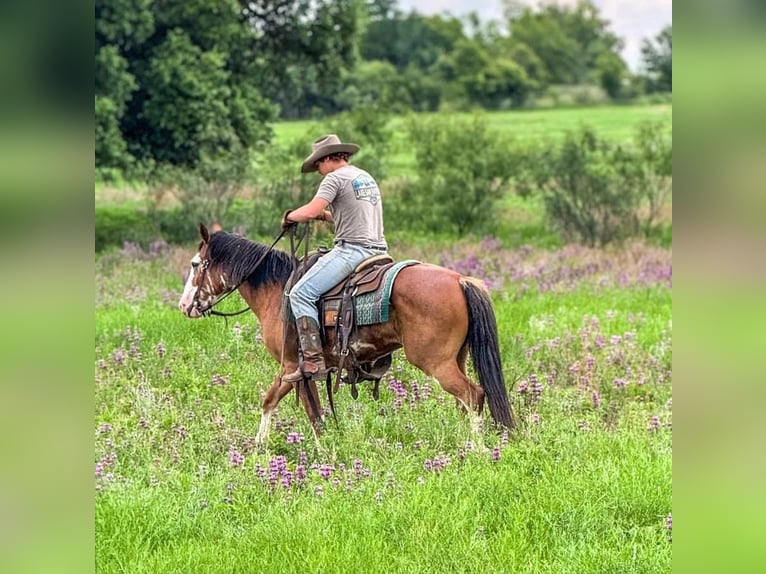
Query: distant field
275,104,672,144
274,104,672,177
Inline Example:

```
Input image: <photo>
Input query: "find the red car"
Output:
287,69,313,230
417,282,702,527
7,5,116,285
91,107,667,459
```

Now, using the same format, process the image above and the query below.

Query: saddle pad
353,260,420,325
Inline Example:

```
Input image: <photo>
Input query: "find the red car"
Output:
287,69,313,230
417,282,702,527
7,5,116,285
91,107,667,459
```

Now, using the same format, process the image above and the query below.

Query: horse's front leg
295,378,325,448
255,375,293,446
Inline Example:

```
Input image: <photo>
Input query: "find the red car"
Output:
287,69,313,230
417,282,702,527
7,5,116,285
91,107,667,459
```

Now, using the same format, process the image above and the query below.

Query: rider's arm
285,197,330,223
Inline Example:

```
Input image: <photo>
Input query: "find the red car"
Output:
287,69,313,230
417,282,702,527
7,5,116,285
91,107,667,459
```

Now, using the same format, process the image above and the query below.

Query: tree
242,0,364,118
507,0,624,86
434,39,532,109
641,25,672,93
595,51,627,99
361,11,464,72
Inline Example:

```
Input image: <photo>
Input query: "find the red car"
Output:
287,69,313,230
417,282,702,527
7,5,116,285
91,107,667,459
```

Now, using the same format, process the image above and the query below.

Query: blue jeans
289,243,383,323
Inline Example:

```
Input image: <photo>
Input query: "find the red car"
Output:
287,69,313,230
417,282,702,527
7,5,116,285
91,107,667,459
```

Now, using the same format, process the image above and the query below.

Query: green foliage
149,138,254,231
326,106,394,179
95,96,133,180
393,114,514,237
434,39,532,109
142,30,234,166
595,51,628,99
514,122,672,247
250,138,320,237
97,0,364,176
361,11,463,72
641,25,672,93
95,205,161,251
616,121,673,237
505,0,626,87
251,0,365,118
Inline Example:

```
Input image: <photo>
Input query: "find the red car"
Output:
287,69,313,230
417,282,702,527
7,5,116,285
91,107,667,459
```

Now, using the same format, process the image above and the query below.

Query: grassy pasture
95,238,672,573
273,104,672,178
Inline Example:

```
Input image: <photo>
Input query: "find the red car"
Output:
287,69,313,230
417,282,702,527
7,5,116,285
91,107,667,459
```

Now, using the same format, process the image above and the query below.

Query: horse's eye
191,260,200,269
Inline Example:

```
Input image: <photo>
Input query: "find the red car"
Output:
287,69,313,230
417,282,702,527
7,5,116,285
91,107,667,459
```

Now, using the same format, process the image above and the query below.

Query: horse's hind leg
427,361,487,445
255,375,293,446
455,344,485,415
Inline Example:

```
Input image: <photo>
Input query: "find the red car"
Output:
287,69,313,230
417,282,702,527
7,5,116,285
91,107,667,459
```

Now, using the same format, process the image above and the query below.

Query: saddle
282,249,400,399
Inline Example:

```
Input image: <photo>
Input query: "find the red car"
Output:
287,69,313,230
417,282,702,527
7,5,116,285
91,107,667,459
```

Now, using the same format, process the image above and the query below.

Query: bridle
189,224,308,318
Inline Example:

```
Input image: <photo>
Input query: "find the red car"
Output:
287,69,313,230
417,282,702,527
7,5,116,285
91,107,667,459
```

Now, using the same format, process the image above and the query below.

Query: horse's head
178,223,232,318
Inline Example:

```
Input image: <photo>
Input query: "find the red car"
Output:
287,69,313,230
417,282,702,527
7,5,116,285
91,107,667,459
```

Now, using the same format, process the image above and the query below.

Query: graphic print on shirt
351,174,381,205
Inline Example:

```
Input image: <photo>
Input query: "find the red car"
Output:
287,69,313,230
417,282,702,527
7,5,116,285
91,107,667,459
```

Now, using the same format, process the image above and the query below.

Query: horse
178,223,514,445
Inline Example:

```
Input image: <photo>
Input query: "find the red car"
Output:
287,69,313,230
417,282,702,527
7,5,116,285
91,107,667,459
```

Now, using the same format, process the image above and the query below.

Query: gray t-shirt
315,164,386,248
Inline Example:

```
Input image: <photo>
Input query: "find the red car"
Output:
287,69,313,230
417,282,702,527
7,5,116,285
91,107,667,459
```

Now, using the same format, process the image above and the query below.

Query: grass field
274,104,672,145
272,104,672,178
95,238,672,573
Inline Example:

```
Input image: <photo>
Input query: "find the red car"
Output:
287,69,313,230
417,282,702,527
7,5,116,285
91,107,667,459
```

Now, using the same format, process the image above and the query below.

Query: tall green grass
95,240,672,573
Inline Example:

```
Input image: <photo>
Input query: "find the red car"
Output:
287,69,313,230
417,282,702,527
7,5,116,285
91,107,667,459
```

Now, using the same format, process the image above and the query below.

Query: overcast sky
394,0,672,71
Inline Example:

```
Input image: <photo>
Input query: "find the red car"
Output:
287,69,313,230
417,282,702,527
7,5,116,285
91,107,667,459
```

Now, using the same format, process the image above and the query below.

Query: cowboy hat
301,134,360,173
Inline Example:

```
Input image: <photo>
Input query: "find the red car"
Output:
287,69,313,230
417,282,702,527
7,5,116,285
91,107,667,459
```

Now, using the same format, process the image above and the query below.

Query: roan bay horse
178,223,513,444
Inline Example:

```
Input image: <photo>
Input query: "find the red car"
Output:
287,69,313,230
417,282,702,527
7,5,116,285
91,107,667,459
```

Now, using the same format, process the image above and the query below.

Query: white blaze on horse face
178,254,202,315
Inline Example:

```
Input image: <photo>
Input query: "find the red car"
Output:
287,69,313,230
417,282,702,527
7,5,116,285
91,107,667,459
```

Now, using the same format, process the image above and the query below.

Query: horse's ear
199,222,209,243
210,221,223,233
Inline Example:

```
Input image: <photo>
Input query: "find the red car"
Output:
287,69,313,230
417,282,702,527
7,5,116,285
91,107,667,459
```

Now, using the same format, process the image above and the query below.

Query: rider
281,134,388,383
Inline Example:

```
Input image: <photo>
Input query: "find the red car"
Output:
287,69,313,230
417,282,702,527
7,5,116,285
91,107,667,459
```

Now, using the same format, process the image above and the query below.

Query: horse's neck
237,282,288,360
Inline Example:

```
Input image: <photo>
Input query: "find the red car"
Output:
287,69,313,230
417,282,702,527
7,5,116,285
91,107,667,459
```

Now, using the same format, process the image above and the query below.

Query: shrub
250,137,321,237
147,140,253,235
514,123,671,246
392,113,514,237
95,205,160,252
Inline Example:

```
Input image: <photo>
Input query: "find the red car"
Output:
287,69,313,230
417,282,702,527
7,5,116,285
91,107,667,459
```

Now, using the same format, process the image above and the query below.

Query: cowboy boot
282,316,328,383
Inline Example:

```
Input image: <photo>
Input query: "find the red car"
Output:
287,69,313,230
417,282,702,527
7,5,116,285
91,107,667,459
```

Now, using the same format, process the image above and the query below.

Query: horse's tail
460,278,514,430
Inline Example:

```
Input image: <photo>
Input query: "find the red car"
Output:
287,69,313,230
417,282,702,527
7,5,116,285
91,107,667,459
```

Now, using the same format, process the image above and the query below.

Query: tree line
96,0,672,181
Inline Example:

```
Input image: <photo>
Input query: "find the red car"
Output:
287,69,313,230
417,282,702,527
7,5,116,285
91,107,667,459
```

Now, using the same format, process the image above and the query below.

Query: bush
391,113,514,237
514,123,671,246
95,205,161,252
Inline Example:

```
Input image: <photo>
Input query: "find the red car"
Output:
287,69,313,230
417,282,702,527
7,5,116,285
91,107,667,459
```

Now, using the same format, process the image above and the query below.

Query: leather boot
282,316,328,383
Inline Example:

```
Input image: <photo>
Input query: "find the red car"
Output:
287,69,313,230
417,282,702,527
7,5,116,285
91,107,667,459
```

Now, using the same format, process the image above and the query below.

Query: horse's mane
208,232,293,288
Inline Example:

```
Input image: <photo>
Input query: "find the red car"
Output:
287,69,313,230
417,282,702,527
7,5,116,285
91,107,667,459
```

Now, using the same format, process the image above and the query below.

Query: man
281,134,387,383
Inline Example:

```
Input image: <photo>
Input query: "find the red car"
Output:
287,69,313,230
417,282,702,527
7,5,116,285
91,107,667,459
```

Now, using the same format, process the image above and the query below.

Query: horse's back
388,263,471,355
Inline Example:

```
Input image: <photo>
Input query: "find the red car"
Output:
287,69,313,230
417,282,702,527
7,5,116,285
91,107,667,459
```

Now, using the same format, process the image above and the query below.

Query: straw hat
301,134,360,173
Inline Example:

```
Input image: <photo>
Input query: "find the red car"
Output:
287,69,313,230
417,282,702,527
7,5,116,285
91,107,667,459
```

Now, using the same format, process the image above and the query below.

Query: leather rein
201,225,307,318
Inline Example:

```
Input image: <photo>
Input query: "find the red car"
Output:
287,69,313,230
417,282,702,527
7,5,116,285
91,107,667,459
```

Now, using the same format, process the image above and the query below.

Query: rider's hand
281,210,297,231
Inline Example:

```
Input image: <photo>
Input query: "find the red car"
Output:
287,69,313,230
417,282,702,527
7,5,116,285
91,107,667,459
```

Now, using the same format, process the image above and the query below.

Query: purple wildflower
286,432,304,445
648,415,661,432
229,448,245,467
666,513,672,542
112,348,126,366
591,390,601,409
155,342,166,358
491,447,501,462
